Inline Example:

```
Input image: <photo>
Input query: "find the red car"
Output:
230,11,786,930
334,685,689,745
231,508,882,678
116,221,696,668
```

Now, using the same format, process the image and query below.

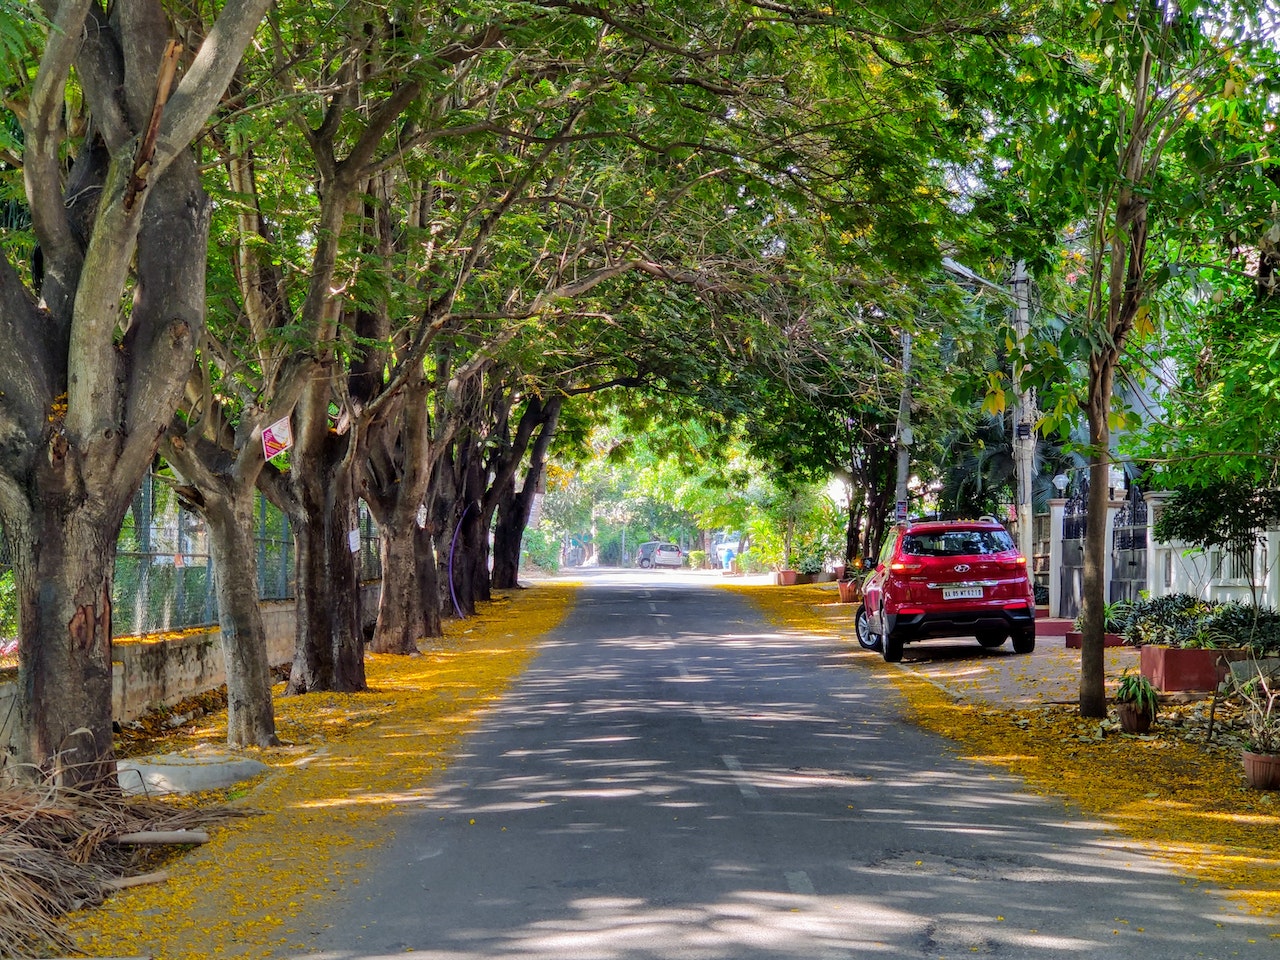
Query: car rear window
901,529,1014,557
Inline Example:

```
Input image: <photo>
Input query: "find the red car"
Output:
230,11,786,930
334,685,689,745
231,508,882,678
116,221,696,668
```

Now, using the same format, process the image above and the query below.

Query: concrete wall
0,584,381,747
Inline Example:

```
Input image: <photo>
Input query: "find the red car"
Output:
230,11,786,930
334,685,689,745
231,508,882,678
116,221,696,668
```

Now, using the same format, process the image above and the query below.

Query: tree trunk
490,476,524,589
367,514,426,654
490,396,562,590
202,495,280,746
287,385,366,693
1080,352,1114,719
10,509,117,787
414,522,443,639
288,470,365,693
361,368,443,653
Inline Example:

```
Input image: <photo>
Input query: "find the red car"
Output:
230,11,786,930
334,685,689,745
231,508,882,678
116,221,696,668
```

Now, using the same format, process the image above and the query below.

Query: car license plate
943,587,984,600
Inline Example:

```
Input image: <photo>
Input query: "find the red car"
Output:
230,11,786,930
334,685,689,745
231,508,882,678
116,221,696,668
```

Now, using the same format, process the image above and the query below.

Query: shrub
1121,594,1280,653
521,528,560,573
735,547,769,575
1122,593,1214,647
687,550,707,569
1203,603,1280,656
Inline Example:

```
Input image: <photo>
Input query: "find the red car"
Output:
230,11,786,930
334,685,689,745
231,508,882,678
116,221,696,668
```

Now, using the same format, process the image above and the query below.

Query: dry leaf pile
0,781,242,957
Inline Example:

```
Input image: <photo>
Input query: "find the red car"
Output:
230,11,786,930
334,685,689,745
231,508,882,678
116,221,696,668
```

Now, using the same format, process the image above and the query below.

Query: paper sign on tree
262,417,293,460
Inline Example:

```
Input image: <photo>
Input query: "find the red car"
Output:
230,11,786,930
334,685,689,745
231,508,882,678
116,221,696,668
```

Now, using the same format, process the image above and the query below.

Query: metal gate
1059,491,1086,621
1110,485,1147,604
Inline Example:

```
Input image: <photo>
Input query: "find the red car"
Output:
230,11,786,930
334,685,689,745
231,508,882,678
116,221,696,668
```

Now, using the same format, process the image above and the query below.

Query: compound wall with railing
0,472,383,667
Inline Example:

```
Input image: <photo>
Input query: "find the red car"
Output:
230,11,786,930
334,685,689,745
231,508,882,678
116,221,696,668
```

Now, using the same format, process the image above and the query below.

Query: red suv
856,518,1035,662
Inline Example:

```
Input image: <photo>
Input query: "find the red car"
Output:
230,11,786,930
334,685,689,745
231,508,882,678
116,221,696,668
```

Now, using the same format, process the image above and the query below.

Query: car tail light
1004,601,1031,610
889,562,923,574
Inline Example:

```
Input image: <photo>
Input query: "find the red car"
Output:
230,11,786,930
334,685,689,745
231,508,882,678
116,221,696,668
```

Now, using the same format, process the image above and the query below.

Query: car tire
639,558,652,568
882,632,904,663
1012,630,1035,654
855,606,881,651
975,630,1007,648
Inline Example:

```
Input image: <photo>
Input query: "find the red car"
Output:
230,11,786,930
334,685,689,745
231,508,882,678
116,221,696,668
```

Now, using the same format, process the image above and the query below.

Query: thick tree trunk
367,514,426,654
361,368,440,654
414,522,443,639
287,381,366,694
491,477,524,589
202,496,280,746
489,396,562,590
10,510,117,787
288,465,365,693
442,499,479,619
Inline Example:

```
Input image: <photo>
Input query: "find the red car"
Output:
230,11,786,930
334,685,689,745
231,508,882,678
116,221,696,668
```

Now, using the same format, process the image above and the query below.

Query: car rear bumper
886,603,1035,641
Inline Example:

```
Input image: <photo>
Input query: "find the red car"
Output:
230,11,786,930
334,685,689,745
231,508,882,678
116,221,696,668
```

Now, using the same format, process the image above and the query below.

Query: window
902,529,1015,557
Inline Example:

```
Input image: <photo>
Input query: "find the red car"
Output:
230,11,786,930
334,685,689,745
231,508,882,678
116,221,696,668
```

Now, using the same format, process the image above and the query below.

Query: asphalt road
290,571,1278,960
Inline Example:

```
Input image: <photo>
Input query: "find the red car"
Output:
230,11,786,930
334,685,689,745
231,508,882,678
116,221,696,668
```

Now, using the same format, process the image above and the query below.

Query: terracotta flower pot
1242,750,1280,790
836,579,861,604
774,569,797,586
1117,701,1154,734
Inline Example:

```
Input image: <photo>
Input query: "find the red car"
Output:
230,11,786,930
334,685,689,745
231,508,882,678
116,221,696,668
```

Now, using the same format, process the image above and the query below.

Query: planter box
1065,631,1125,649
1139,645,1250,694
774,570,798,586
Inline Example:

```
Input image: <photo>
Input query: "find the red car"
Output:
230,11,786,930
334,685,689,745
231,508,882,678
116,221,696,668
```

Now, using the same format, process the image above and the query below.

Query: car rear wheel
881,632,904,663
975,630,1007,648
1012,630,1035,654
639,558,652,568
855,606,881,651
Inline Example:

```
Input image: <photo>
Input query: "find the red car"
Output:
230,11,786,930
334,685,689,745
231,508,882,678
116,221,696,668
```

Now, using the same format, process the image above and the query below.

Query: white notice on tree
349,529,360,553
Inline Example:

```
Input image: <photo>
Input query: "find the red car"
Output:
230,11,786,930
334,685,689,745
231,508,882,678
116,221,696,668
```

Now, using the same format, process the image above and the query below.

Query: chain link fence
0,473,382,666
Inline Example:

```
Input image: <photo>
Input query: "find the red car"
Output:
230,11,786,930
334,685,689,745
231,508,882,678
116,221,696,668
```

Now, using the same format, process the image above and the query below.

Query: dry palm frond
0,779,247,957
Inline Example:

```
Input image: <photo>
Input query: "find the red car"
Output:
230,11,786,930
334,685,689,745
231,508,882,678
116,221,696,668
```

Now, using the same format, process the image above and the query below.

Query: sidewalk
812,592,1139,710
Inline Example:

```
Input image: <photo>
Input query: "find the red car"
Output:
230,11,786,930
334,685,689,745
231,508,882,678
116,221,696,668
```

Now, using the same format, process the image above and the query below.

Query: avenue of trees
2,0,1279,785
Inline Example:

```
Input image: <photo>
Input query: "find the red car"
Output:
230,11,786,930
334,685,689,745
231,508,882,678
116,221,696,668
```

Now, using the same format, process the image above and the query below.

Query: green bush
1122,593,1213,646
1121,593,1280,654
687,550,707,569
1204,603,1280,655
0,567,16,656
521,528,560,573
736,547,769,575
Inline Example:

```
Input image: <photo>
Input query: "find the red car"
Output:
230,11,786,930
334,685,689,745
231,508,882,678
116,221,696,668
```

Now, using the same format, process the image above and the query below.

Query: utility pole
894,328,912,522
1011,261,1036,563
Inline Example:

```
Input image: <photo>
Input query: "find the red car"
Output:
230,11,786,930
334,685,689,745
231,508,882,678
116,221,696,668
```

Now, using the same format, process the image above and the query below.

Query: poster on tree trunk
262,417,293,461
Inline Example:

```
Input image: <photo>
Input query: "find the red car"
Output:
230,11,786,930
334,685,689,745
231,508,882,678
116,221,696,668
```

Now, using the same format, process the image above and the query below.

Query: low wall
109,599,300,723
1,583,381,747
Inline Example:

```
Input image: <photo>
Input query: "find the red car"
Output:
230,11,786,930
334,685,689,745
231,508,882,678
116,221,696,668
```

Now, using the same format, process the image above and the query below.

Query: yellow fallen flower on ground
70,583,577,960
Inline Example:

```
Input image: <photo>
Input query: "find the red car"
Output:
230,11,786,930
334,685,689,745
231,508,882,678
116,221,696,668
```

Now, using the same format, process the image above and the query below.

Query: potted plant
1065,600,1130,649
1236,663,1280,789
1114,668,1159,733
